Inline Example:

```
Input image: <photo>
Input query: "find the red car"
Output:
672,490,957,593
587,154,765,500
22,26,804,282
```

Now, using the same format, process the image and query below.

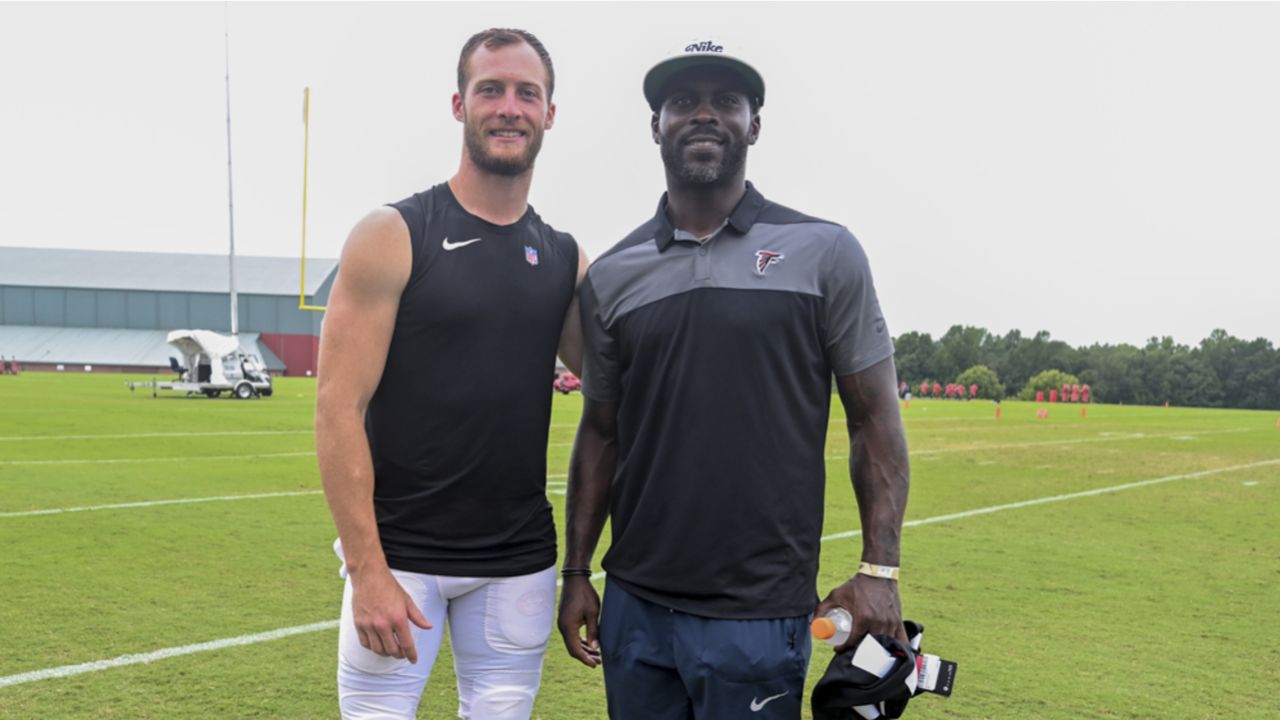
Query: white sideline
0,430,312,442
0,491,324,518
2,457,1275,690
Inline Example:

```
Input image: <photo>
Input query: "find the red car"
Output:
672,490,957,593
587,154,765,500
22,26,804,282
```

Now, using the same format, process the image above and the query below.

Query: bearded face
463,110,545,177
659,119,750,186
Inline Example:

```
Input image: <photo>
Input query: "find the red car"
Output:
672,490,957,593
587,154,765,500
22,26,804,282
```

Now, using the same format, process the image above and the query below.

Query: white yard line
819,458,1280,541
0,452,315,467
3,457,1274,690
0,491,324,518
0,430,312,442
0,621,339,689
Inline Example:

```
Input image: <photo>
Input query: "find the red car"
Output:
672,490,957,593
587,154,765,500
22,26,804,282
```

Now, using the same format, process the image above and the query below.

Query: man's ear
452,92,465,123
651,111,661,144
748,112,761,145
544,101,556,131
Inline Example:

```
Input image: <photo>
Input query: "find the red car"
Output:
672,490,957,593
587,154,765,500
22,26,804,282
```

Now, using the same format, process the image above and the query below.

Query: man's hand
352,568,432,663
557,576,602,668
815,574,907,652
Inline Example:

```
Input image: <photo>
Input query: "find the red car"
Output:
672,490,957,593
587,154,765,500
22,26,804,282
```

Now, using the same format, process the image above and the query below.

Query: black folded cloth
812,621,955,720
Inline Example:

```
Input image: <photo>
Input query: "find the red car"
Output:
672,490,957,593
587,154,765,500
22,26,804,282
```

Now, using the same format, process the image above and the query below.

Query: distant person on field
315,28,586,720
2,356,12,375
557,39,910,719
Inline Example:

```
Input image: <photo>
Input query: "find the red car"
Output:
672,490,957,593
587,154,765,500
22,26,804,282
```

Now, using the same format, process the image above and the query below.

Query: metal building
0,246,336,376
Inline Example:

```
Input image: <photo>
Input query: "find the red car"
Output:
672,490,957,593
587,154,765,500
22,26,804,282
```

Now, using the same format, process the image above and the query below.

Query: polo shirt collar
653,181,766,252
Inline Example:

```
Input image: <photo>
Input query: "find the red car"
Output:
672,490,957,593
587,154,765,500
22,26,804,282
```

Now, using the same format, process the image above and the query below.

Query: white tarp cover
165,329,242,358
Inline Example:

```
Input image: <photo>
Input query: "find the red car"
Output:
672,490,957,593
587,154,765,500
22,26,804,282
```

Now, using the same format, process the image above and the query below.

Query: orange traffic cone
995,405,1002,420
1081,405,1087,418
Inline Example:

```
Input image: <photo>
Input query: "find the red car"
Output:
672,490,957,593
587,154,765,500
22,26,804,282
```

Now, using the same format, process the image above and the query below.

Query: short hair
457,28,555,101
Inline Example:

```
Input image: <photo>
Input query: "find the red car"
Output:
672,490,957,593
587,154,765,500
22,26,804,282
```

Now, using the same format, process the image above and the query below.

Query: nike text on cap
643,39,765,111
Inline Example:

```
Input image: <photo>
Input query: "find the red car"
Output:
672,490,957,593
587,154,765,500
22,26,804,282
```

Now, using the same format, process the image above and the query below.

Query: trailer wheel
234,382,254,400
204,390,221,399
260,388,273,397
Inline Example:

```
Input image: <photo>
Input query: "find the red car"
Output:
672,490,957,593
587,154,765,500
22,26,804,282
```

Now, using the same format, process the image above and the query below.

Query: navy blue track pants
600,579,812,719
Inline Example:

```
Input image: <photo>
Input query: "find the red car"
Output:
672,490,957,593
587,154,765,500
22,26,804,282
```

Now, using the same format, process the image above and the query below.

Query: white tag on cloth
904,658,919,695
853,703,882,719
916,653,957,697
851,635,897,678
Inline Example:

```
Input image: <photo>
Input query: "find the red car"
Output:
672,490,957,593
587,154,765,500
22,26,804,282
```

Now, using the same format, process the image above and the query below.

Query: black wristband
560,567,592,577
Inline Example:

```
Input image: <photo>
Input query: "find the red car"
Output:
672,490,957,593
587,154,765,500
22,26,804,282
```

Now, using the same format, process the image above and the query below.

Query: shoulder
588,215,665,276
526,210,580,264
337,206,412,295
387,183,449,227
754,196,842,231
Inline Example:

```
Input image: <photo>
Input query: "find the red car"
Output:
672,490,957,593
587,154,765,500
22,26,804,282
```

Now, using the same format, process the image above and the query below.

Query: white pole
224,4,238,338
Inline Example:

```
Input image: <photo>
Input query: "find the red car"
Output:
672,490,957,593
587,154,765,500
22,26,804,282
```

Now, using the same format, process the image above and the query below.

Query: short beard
463,118,543,177
660,134,748,187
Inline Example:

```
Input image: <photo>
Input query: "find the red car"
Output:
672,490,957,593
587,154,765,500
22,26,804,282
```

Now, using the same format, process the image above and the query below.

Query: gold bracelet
858,561,900,581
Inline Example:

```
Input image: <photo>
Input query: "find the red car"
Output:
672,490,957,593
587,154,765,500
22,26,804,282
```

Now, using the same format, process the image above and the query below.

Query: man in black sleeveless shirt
317,28,586,720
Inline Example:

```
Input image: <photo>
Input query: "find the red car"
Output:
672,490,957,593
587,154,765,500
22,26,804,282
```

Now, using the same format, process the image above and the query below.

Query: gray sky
2,2,1277,348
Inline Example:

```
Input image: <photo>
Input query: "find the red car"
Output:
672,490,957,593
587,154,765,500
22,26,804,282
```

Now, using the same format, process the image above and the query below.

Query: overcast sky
2,2,1277,348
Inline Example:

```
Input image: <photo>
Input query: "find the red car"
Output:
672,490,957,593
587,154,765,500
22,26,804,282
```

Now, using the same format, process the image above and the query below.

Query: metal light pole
224,5,239,338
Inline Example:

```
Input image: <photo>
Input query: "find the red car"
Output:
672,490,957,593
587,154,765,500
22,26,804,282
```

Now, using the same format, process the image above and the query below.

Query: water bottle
811,607,853,646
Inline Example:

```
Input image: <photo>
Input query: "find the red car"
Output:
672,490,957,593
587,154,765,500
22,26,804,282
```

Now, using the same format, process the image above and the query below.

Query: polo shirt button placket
695,243,712,281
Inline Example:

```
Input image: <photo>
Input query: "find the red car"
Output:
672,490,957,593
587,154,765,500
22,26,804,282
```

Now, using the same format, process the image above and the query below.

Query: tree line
893,327,1280,410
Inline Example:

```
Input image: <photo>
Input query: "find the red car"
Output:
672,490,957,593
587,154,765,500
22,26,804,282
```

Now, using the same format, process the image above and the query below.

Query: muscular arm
556,396,618,668
556,245,590,378
815,356,911,648
315,207,431,661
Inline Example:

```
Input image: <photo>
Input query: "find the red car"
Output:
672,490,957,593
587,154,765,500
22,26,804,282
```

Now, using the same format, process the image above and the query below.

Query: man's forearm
563,409,617,570
850,417,909,565
316,401,386,577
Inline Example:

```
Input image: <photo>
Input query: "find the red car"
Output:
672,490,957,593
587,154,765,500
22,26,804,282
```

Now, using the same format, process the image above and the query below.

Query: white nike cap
643,38,765,112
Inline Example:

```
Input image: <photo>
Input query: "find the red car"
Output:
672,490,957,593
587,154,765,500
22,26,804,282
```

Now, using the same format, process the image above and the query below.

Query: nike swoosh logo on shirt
750,691,789,711
442,236,483,251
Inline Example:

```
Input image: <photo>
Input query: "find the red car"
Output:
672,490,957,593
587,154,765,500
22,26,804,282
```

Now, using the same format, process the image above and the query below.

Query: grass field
1,372,1277,719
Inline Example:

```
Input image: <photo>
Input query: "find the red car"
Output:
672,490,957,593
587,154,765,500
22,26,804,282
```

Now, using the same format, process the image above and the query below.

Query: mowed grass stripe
1,429,1255,515
1,427,1252,468
3,457,1271,690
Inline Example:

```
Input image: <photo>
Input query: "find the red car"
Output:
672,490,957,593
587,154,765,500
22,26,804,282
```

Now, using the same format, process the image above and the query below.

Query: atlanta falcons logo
755,250,784,275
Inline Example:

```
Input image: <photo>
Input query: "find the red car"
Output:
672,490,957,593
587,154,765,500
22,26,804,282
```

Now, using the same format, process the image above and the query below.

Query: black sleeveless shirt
366,182,578,576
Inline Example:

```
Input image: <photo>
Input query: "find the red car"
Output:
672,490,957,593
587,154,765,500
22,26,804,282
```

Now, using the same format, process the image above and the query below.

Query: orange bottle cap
811,617,836,640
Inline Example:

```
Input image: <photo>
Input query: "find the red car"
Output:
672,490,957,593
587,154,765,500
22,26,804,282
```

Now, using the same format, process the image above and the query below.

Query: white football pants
335,557,556,720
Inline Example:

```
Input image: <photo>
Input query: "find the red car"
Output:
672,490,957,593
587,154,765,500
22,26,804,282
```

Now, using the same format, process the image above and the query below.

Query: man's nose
498,89,523,120
690,97,719,124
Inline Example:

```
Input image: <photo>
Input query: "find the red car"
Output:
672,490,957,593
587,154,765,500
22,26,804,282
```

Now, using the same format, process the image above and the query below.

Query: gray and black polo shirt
581,182,893,619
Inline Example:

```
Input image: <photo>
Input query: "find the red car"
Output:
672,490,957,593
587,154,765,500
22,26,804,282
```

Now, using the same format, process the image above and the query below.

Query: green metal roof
0,246,337,297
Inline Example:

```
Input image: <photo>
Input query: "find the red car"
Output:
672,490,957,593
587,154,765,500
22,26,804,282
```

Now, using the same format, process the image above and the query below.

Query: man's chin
475,154,536,177
673,161,727,185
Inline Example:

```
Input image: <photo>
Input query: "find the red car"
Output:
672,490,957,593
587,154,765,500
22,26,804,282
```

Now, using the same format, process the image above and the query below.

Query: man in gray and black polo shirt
557,40,911,719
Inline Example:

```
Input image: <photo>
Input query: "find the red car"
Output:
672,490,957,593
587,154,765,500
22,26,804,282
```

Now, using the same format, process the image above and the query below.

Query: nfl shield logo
524,245,539,266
